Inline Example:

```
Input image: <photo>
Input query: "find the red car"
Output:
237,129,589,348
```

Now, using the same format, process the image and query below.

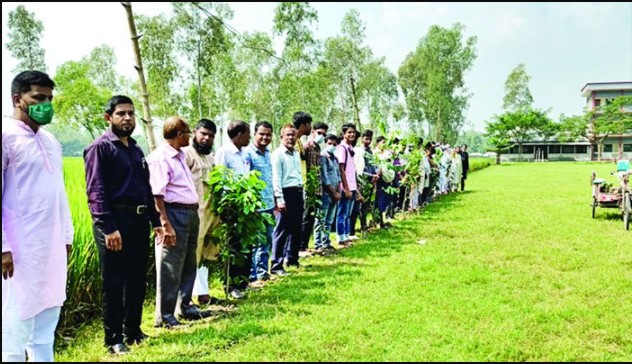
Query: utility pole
122,2,157,151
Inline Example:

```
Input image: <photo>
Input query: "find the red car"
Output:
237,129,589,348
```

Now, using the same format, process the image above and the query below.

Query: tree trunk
350,76,361,126
122,2,157,152
197,39,202,120
496,152,501,165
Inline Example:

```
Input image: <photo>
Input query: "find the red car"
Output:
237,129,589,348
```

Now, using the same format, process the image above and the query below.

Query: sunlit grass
56,161,631,361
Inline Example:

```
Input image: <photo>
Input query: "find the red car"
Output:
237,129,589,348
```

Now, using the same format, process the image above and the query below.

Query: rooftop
581,81,632,97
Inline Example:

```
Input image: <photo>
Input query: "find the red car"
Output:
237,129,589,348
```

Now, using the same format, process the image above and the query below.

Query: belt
165,202,199,210
283,186,303,190
111,204,147,215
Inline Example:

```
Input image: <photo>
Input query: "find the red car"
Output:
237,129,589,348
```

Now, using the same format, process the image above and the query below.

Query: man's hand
2,252,14,280
304,140,316,150
333,191,342,202
105,231,123,251
277,203,287,214
154,226,166,243
371,175,379,184
160,224,177,247
344,190,352,199
357,192,365,203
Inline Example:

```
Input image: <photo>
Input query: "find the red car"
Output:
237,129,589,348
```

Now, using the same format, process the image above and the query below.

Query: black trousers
228,235,252,290
461,171,468,191
300,203,317,251
271,187,304,271
94,213,150,346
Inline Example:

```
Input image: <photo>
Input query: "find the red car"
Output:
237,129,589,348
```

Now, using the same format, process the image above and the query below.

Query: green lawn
58,162,631,362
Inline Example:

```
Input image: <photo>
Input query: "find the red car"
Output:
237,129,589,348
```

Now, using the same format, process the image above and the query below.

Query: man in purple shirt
148,116,210,330
84,95,165,355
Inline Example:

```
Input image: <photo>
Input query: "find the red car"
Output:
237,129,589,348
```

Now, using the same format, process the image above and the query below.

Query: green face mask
27,101,54,125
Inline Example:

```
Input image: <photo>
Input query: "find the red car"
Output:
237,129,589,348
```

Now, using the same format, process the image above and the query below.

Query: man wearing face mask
314,134,342,255
299,121,329,257
84,95,167,354
182,119,221,306
3,70,74,362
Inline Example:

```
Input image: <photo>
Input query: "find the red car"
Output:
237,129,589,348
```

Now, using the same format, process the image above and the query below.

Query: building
502,81,632,162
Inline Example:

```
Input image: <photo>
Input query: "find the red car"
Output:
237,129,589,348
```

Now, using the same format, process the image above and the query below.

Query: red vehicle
591,163,631,230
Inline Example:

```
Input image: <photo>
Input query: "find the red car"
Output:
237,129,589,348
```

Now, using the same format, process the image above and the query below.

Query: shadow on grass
57,188,480,360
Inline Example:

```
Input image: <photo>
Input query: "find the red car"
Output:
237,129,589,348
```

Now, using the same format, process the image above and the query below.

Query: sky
2,2,631,133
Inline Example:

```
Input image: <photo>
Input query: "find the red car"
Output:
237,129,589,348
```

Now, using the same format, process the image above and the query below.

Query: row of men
2,70,379,359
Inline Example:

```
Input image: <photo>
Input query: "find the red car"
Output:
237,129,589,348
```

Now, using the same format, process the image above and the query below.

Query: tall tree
398,23,477,144
6,5,47,73
136,14,180,119
272,2,324,127
173,2,234,122
503,63,534,112
487,108,553,160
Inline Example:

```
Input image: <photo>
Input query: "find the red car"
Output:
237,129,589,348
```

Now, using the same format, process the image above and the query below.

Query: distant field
57,161,631,361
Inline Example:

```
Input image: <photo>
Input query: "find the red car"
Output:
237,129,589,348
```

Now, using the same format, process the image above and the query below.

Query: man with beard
84,95,166,355
182,119,222,305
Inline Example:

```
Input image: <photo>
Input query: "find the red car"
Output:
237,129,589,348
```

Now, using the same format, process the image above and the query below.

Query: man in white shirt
214,120,251,299
271,125,304,275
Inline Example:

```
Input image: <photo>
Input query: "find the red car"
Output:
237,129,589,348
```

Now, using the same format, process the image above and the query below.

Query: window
605,98,615,105
549,145,561,154
509,146,520,154
604,144,613,153
594,99,601,108
562,146,575,154
522,145,534,154
624,144,632,152
575,145,588,154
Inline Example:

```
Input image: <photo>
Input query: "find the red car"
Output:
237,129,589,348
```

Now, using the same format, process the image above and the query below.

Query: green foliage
502,63,534,112
52,46,122,138
6,5,47,73
456,129,488,153
485,108,553,160
398,23,477,143
305,165,322,211
136,13,181,119
206,166,273,288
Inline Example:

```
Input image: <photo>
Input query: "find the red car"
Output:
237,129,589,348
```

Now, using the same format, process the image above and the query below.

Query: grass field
57,161,631,361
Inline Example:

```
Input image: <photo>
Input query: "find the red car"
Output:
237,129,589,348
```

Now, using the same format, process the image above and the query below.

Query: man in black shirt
84,95,165,355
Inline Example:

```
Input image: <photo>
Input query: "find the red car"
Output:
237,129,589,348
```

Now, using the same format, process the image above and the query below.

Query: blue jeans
250,209,273,281
337,191,356,241
314,194,337,249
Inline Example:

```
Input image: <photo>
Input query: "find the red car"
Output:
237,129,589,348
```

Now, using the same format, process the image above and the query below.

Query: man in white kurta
2,71,73,362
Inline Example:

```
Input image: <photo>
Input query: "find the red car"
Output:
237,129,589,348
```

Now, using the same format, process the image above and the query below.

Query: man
215,120,251,299
84,95,166,355
244,121,275,287
271,125,305,275
291,112,312,254
299,121,328,256
335,123,364,247
351,129,378,235
182,119,221,306
461,144,470,191
148,116,209,329
2,70,74,362
314,134,342,254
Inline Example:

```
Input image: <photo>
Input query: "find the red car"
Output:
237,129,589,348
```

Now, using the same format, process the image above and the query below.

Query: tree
136,13,180,119
456,129,488,153
590,96,632,160
173,2,235,122
557,96,632,160
503,63,533,112
487,108,553,160
6,5,47,73
398,23,477,143
484,120,513,165
52,46,122,138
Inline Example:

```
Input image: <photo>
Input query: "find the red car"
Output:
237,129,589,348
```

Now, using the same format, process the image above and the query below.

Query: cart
591,160,631,231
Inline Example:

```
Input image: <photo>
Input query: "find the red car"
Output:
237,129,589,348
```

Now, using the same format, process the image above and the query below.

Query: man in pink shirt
2,70,73,362
148,117,211,329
